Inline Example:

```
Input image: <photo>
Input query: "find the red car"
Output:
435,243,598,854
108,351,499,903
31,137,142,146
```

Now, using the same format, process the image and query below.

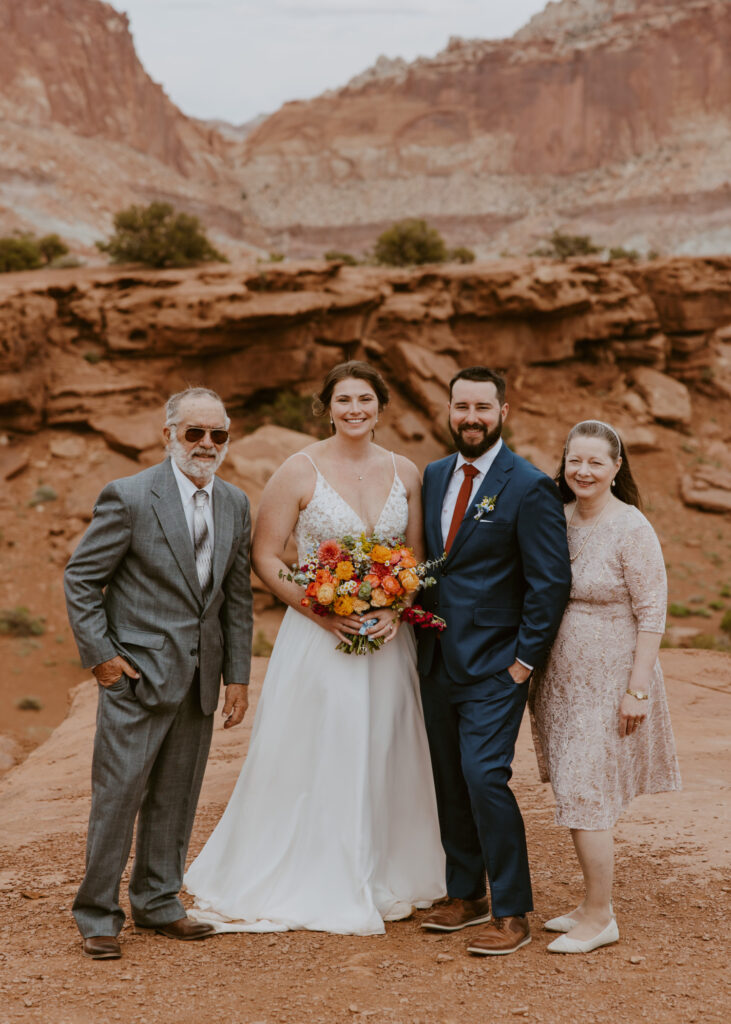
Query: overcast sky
110,1,550,124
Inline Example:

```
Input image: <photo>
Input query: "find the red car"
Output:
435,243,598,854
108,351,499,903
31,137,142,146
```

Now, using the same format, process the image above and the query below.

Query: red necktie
445,464,479,553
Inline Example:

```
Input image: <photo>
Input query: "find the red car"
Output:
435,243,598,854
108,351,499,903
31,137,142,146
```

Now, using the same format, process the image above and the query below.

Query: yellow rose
370,545,392,564
316,583,336,605
333,595,355,616
370,588,389,607
335,560,355,580
398,568,420,593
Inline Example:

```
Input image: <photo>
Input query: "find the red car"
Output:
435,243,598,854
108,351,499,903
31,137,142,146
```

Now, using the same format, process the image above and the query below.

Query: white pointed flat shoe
544,902,613,933
547,918,619,954
544,914,577,933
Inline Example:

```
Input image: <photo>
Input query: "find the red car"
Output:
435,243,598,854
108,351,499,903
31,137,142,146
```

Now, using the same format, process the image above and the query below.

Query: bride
184,361,446,934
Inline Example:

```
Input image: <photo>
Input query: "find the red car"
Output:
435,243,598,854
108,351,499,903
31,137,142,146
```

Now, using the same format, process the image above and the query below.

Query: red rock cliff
240,0,731,258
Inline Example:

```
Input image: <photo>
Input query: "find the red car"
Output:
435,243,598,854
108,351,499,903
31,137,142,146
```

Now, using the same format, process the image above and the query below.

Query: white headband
567,420,622,452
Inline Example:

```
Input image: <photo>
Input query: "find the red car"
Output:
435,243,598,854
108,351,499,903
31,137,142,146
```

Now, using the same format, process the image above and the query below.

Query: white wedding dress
184,453,446,934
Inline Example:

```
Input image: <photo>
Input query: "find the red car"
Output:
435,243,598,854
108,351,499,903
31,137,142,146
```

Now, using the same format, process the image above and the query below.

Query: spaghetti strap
291,450,320,474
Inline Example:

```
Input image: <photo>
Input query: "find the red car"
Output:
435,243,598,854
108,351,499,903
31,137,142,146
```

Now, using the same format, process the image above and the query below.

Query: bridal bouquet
281,534,443,654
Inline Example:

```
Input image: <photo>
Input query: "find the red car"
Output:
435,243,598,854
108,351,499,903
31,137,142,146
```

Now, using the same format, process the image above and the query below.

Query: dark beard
449,416,503,459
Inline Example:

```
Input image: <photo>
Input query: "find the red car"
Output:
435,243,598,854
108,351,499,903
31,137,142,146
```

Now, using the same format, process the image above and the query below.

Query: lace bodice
292,452,408,562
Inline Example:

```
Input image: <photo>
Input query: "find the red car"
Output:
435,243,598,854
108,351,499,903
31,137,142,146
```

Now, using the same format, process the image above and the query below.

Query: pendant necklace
567,498,612,562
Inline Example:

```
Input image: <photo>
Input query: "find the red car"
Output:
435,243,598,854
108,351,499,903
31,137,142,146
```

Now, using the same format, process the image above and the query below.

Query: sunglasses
181,427,229,445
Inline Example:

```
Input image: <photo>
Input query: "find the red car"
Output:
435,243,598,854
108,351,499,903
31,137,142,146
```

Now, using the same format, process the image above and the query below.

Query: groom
64,386,252,959
418,366,571,955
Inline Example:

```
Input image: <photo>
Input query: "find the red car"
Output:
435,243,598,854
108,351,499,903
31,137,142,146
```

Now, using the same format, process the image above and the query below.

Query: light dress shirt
439,439,532,671
440,439,503,547
170,457,215,549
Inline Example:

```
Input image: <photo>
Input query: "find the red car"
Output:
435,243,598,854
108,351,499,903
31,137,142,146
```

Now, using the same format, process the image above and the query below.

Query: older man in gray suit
65,386,252,960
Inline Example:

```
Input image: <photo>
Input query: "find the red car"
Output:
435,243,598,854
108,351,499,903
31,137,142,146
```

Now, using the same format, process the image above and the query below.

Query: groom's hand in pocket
507,661,532,684
222,684,248,729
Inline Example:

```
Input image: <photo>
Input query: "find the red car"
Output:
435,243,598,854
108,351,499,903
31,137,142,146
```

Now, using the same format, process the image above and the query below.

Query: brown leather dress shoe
154,917,216,941
467,915,531,955
420,896,491,932
82,935,121,959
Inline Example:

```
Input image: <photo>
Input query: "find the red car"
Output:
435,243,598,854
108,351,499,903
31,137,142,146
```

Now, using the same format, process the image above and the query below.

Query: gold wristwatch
626,689,649,700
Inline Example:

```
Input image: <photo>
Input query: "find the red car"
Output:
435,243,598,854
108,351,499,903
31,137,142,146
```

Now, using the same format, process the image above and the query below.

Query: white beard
168,435,228,484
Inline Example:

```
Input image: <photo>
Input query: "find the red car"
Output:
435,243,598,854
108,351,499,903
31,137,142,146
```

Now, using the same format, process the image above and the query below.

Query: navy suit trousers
420,644,533,917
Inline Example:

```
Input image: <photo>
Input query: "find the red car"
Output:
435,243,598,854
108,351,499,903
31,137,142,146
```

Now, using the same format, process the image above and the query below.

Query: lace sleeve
619,512,667,633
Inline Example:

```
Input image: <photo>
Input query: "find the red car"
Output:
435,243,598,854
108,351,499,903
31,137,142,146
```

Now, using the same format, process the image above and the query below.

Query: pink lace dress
531,504,681,830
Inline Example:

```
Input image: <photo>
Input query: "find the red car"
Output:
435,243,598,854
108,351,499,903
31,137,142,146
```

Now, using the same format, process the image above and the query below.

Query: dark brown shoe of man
154,917,216,940
467,915,531,955
82,936,121,959
420,896,491,932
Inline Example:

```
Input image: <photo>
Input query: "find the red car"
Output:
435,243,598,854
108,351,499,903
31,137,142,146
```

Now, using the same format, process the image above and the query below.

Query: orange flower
333,595,355,616
381,575,404,597
370,588,390,607
363,573,381,588
305,581,319,598
317,539,344,568
352,598,370,614
370,544,392,564
398,568,420,593
316,583,336,605
315,569,334,586
300,597,311,607
335,560,355,581
397,550,417,569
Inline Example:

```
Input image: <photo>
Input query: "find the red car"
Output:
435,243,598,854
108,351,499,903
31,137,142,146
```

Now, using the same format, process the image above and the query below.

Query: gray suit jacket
64,458,253,714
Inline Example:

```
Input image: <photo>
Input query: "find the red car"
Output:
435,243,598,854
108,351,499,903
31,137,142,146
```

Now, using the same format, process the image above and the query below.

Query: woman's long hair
555,420,642,509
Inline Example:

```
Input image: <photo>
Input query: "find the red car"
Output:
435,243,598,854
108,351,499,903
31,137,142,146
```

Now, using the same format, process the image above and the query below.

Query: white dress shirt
440,438,503,548
171,457,215,548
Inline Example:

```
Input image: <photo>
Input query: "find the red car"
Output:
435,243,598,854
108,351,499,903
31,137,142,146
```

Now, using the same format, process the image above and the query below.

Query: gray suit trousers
73,672,213,937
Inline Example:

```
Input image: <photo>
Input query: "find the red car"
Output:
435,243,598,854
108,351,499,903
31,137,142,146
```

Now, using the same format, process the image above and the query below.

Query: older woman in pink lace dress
531,420,680,954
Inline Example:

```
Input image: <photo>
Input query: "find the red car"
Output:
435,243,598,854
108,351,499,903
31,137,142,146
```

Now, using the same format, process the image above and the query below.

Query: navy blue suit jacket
418,443,571,684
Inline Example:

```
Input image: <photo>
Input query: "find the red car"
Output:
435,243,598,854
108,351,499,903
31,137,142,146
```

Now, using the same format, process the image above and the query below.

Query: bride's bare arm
397,455,425,561
251,456,362,640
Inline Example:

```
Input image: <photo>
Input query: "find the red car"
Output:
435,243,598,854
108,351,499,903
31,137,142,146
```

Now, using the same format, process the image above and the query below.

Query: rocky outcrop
241,0,731,258
1,257,730,454
1,256,730,435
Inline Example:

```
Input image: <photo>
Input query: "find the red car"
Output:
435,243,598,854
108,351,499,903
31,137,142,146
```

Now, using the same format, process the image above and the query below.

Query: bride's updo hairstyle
314,361,390,433
555,419,642,509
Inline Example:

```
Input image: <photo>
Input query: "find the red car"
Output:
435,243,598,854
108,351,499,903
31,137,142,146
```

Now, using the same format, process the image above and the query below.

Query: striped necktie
193,489,213,596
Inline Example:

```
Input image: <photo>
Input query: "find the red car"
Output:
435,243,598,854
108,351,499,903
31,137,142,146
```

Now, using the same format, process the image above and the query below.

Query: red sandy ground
0,649,729,1024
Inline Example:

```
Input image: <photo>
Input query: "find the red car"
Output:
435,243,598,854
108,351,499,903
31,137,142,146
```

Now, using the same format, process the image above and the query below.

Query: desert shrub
0,233,71,273
38,233,69,264
608,246,640,262
16,695,43,711
50,254,83,269
0,607,46,637
721,610,731,635
448,246,476,264
708,599,725,611
721,584,731,598
97,202,225,268
668,603,691,618
252,629,274,657
374,218,448,266
0,235,43,272
29,485,58,507
531,230,601,260
324,250,359,266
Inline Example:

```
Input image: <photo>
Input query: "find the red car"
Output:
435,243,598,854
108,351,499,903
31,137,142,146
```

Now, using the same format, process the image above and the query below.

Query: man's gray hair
165,387,230,429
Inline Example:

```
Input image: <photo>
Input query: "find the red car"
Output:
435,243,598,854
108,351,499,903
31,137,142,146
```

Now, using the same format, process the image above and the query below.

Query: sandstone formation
0,256,730,520
240,0,731,258
0,0,265,255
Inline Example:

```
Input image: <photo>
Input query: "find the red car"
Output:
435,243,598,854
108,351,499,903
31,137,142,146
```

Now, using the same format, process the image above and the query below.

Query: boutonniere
473,495,497,521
